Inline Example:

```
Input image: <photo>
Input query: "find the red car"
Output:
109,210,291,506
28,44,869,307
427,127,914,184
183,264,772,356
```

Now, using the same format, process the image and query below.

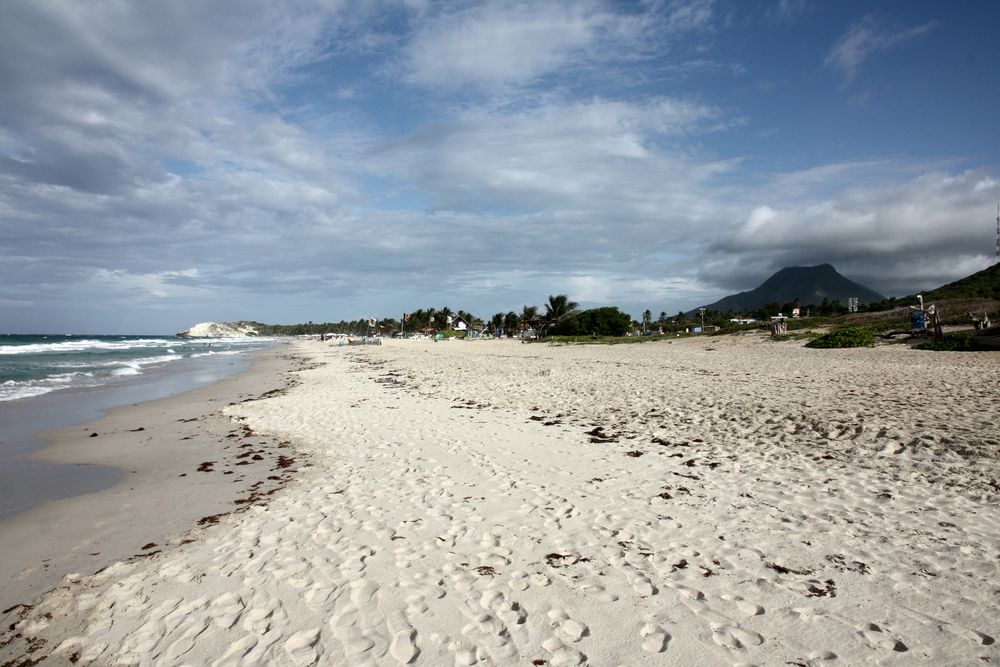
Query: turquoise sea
0,334,276,518
0,334,271,402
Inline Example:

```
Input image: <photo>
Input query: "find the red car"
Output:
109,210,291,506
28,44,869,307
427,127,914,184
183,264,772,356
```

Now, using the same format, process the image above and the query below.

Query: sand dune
3,335,998,665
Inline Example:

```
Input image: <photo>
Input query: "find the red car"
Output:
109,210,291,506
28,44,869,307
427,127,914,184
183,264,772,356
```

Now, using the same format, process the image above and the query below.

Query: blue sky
1,0,998,333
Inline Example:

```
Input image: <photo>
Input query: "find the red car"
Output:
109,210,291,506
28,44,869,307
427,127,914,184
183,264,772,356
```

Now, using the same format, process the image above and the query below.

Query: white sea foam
0,385,54,401
46,372,93,384
0,337,269,402
0,355,185,402
108,354,181,376
190,350,243,358
132,354,183,366
0,372,100,402
0,338,172,355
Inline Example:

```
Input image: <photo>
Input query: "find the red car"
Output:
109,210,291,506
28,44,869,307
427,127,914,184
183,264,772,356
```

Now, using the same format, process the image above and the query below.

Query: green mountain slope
698,264,884,314
919,262,1000,301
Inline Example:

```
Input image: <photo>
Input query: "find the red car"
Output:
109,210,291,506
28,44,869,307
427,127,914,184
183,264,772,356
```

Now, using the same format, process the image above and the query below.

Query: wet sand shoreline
0,343,306,612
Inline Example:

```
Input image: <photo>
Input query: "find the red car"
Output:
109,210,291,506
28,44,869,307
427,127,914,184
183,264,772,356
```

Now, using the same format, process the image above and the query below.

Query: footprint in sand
898,606,995,646
625,571,659,597
684,599,764,652
211,635,258,667
350,578,380,605
163,617,210,660
709,623,764,651
559,618,588,643
386,608,421,664
242,602,282,635
161,596,210,632
640,621,671,653
243,628,283,663
541,635,586,666
448,639,485,666
388,627,420,664
284,627,322,665
401,572,446,600
507,569,531,591
719,592,765,617
119,621,165,659
209,592,245,629
329,604,389,659
857,622,908,652
495,599,526,627
303,580,341,607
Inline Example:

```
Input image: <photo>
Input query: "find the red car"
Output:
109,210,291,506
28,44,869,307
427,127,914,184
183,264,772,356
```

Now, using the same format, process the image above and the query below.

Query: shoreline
0,344,274,518
0,342,306,612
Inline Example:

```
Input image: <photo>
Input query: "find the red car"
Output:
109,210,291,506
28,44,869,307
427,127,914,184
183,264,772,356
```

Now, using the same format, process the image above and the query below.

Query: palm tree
503,311,520,336
541,294,578,335
490,312,504,333
436,306,453,329
544,294,578,322
642,309,652,330
545,294,579,323
520,305,538,326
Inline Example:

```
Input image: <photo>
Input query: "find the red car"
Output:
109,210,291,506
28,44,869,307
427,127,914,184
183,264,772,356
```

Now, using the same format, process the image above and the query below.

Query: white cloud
404,1,602,89
93,268,203,299
825,14,937,86
706,168,1000,294
767,0,809,24
663,0,716,32
367,96,735,226
401,0,714,90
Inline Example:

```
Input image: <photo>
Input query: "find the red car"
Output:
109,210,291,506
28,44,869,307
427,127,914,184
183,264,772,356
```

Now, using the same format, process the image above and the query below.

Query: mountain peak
699,264,884,314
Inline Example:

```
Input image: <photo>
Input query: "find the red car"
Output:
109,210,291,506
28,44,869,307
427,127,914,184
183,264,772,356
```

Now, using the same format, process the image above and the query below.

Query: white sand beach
2,334,999,666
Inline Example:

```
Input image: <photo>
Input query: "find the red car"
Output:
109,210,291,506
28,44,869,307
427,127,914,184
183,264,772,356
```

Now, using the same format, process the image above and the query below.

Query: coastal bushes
770,331,821,342
915,332,974,351
549,307,633,337
805,326,875,349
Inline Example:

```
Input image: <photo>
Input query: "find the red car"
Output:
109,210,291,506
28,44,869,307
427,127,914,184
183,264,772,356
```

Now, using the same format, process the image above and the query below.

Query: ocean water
0,334,271,402
0,334,277,518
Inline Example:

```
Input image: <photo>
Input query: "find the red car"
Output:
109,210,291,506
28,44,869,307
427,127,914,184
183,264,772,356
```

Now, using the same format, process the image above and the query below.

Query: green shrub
546,335,659,345
805,326,875,349
915,332,974,351
550,307,632,337
770,331,821,342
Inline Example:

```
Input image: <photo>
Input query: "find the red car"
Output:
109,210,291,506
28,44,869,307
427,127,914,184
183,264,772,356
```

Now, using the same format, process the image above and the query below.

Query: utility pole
699,308,706,332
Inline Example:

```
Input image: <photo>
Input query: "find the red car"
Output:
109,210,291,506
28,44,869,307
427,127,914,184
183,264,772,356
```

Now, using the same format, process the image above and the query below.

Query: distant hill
176,321,260,337
917,261,1000,301
697,264,885,314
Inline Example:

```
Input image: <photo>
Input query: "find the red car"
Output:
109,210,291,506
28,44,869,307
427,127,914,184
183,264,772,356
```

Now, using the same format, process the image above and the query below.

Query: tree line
241,294,590,337
241,292,921,339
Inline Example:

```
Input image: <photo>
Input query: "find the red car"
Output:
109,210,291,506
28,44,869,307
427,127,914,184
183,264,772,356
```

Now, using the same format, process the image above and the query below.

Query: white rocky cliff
175,322,259,338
